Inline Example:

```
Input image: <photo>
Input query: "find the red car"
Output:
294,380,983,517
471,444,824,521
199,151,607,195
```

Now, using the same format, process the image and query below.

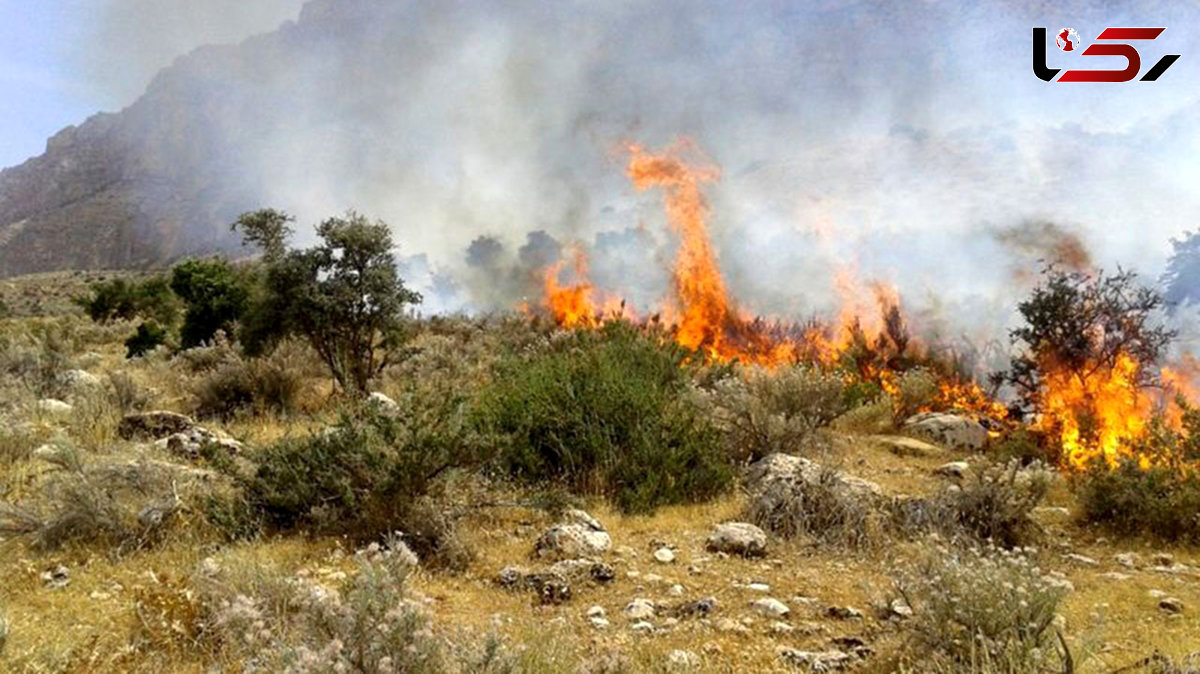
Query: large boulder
705,522,768,558
745,453,885,539
119,411,196,440
748,453,882,501
534,509,612,559
902,412,987,451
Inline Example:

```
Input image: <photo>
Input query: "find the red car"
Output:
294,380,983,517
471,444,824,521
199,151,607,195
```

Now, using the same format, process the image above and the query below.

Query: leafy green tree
169,259,250,349
234,210,422,394
125,322,169,358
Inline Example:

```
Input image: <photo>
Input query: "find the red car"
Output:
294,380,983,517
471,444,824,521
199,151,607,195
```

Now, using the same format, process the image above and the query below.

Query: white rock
36,399,73,417
630,620,655,632
590,616,610,629
586,605,606,618
654,547,676,564
669,584,684,596
933,461,969,479
1064,553,1099,567
751,597,790,618
902,412,988,451
366,392,400,413
624,598,656,621
745,582,771,593
705,522,768,558
535,511,612,559
778,648,853,671
1115,552,1141,569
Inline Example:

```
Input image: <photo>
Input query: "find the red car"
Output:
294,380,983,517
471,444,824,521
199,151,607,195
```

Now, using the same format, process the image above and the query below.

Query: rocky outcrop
902,412,988,451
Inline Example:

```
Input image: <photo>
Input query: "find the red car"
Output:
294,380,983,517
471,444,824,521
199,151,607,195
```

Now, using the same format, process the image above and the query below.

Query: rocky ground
0,273,1198,673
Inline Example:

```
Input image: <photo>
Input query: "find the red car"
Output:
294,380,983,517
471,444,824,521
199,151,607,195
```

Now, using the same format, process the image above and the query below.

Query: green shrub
170,259,251,349
125,321,169,358
191,338,305,418
701,365,847,463
76,276,180,326
894,543,1070,671
476,322,732,513
239,401,480,567
1077,460,1200,542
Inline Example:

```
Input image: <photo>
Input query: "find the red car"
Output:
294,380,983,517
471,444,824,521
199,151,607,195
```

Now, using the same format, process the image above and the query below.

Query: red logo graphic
1033,27,1180,82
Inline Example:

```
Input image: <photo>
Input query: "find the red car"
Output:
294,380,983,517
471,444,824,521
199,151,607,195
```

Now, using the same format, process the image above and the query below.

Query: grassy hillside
0,272,1197,674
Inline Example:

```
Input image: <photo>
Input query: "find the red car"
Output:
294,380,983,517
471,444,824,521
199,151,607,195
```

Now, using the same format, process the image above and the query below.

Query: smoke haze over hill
3,0,1200,343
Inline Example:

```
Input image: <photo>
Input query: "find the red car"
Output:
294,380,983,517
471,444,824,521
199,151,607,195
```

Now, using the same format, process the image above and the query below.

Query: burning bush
475,321,732,513
1001,267,1177,468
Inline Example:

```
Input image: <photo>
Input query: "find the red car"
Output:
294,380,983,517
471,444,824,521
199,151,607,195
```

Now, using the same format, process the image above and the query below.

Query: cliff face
0,0,368,276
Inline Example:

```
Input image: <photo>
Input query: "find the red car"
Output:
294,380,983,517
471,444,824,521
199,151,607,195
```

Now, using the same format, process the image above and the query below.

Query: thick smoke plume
74,0,1200,337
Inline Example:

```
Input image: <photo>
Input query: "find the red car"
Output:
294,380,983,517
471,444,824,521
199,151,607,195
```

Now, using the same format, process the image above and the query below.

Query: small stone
630,620,655,632
669,584,684,596
745,582,771,593
1101,572,1132,581
590,616,611,629
688,565,703,575
889,599,913,619
662,617,679,628
1160,597,1184,614
673,597,718,618
41,564,69,589
1115,552,1141,569
366,392,400,414
769,621,794,634
624,598,656,621
587,605,606,618
933,461,969,479
666,649,699,669
751,597,790,618
705,522,768,558
715,617,750,634
654,547,676,564
778,648,853,670
826,606,863,620
644,573,664,584
36,399,73,417
1152,552,1175,567
1064,553,1099,567
1150,589,1168,599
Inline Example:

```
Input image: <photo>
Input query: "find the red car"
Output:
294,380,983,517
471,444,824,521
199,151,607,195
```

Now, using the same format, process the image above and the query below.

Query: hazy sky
0,0,304,168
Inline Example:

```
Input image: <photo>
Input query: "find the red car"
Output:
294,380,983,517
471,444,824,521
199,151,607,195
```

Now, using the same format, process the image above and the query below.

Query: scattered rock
548,558,615,584
745,582,771,593
624,598,656,621
1101,572,1132,582
590,616,610,629
119,411,196,440
902,412,987,451
630,620,655,633
751,597,790,618
933,461,969,479
669,584,684,596
778,648,853,671
654,547,676,564
672,597,718,619
1160,597,1184,614
36,398,73,417
770,621,795,634
59,369,102,392
155,427,242,459
1064,553,1099,567
586,605,606,618
41,565,69,589
496,566,526,588
666,650,700,669
535,510,611,559
526,572,572,605
1152,552,1175,567
705,522,768,558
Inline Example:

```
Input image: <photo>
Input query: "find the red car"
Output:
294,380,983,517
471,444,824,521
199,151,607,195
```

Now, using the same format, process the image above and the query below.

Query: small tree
1001,267,1175,414
169,259,250,349
77,276,179,326
234,210,422,394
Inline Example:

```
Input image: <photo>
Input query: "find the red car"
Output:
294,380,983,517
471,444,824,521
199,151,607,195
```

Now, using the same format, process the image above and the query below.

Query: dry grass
0,273,1198,673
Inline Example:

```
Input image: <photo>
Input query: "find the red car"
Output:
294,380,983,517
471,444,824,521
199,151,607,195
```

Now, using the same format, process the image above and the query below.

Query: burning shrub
700,364,848,463
893,543,1070,672
476,321,732,513
1000,266,1176,467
